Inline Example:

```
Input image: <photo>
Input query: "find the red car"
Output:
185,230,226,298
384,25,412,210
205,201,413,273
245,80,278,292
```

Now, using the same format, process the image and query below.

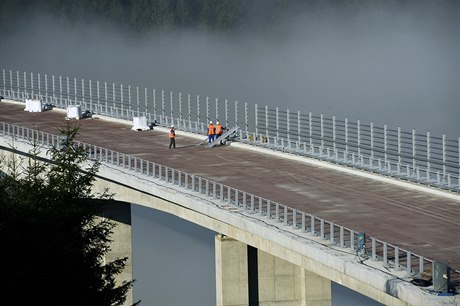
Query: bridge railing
2,121,459,291
1,68,459,193
251,106,460,193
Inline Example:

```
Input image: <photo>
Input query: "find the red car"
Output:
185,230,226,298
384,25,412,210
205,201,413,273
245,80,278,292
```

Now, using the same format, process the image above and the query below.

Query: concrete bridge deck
1,101,459,272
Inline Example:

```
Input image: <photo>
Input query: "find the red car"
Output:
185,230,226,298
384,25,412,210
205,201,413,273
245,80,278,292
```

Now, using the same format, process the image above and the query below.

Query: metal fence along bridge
1,69,458,194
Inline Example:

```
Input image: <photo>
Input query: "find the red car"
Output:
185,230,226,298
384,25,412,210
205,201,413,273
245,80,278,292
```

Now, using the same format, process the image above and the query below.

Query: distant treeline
1,0,457,34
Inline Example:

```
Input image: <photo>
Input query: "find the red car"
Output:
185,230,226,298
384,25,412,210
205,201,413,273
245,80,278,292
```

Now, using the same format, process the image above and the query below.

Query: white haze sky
1,3,459,136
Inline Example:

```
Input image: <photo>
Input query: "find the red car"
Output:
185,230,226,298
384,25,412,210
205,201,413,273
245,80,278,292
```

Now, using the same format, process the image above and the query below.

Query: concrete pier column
300,268,332,306
215,234,249,306
101,200,133,306
216,234,331,306
258,249,331,306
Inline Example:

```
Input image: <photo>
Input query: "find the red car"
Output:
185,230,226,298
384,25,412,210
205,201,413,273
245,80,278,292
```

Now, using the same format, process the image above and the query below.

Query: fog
0,2,458,304
1,2,459,136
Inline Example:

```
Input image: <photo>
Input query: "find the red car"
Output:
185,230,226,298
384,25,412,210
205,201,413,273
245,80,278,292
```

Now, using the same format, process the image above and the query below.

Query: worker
169,125,176,149
207,121,215,143
215,120,224,140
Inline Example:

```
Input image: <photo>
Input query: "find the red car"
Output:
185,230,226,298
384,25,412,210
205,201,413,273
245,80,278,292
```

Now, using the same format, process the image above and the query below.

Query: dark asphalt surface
1,101,459,271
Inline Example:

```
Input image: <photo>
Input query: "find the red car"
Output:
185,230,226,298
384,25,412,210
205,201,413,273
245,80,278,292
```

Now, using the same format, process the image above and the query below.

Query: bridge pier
99,200,133,306
215,234,331,306
216,234,249,306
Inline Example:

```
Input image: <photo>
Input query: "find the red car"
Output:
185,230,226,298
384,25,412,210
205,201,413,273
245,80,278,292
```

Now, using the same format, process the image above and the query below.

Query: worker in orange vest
169,125,176,149
207,121,215,143
215,120,224,140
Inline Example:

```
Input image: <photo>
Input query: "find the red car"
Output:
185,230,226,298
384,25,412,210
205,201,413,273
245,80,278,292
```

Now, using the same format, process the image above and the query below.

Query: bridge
1,70,460,306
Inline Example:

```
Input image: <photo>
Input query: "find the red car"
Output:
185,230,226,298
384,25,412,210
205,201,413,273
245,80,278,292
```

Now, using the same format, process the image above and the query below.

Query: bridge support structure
3,134,455,306
99,201,133,306
215,234,331,306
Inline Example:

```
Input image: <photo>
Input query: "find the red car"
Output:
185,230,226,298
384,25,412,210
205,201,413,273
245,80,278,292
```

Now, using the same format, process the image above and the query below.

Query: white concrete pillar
258,248,301,305
215,234,248,306
258,249,331,306
301,269,332,306
216,235,332,306
100,201,133,306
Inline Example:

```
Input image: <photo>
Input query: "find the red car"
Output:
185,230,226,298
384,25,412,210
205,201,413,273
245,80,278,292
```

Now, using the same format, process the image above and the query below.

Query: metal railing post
427,131,431,181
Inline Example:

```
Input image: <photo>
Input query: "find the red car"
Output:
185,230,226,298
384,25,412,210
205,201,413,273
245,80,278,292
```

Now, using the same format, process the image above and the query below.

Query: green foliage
0,122,139,306
1,0,457,35
175,0,190,28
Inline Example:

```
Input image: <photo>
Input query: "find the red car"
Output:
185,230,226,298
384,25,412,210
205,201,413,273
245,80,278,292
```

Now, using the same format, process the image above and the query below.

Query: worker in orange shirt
169,125,176,149
207,121,215,144
215,120,224,140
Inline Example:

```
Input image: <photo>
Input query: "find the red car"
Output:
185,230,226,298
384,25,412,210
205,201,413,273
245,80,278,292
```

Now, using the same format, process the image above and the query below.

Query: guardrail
1,121,458,293
1,69,459,193
250,106,460,193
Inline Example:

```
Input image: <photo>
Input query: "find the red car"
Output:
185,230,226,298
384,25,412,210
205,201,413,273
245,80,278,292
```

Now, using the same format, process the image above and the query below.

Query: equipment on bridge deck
24,98,54,112
131,116,150,131
65,105,92,120
81,110,93,119
206,125,239,148
66,105,82,120
196,125,239,147
24,99,43,112
355,232,367,258
148,120,157,130
433,261,452,294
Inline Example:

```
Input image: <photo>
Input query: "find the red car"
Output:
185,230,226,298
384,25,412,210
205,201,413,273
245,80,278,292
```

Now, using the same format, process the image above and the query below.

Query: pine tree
0,122,139,306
